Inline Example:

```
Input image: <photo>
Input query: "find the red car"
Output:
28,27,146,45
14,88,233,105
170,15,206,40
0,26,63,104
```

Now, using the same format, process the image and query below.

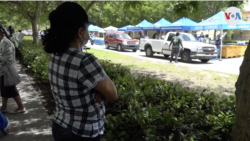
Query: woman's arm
94,76,118,102
0,26,10,38
0,40,13,63
78,54,118,102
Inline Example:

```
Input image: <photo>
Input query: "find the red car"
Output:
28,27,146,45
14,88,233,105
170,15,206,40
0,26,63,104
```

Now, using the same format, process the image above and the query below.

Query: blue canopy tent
160,17,197,31
118,25,135,31
190,11,250,31
154,18,172,38
88,25,103,32
190,11,250,60
127,19,154,32
154,18,171,30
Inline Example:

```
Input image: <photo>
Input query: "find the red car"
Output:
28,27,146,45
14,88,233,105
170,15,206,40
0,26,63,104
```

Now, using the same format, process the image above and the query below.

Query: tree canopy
0,1,246,44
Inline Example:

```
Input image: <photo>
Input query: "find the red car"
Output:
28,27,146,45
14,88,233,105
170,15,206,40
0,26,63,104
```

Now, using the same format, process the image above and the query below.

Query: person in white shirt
17,30,25,46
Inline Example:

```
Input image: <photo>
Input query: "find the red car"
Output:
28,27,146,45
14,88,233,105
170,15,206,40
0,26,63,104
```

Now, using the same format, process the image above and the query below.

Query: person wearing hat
198,35,204,42
42,2,118,140
138,32,145,39
152,33,157,39
169,32,184,63
0,26,26,114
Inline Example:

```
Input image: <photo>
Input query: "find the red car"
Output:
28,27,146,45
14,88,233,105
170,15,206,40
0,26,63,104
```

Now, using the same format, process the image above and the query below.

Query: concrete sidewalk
0,63,53,141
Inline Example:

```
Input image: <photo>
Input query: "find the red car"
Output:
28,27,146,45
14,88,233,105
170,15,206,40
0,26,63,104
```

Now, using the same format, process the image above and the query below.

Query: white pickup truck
139,32,217,63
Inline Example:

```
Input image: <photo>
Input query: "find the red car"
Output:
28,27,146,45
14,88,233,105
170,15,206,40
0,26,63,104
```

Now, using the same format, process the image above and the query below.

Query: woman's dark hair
0,25,10,39
42,2,90,55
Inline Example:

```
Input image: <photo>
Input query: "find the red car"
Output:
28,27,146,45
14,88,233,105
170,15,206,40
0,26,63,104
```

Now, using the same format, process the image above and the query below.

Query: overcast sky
244,2,250,11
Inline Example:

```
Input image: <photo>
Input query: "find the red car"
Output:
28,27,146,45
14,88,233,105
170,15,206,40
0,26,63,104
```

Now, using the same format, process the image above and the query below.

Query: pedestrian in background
152,33,157,39
198,35,204,42
17,30,25,46
215,35,221,49
139,32,144,39
8,26,20,61
193,31,198,40
169,32,184,63
8,26,19,49
0,26,26,114
203,34,210,44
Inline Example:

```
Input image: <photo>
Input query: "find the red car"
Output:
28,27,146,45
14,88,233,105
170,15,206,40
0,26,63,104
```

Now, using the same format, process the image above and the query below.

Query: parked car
104,32,139,52
139,32,217,63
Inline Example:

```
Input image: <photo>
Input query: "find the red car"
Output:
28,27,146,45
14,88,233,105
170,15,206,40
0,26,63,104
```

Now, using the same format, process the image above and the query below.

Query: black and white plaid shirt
48,48,106,138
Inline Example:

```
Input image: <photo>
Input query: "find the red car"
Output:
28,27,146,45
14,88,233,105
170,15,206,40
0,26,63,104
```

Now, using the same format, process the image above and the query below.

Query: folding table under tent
190,11,250,61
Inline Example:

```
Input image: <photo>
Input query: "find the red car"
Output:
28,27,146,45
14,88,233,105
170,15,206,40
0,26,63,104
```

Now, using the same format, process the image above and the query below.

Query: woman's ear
77,27,83,40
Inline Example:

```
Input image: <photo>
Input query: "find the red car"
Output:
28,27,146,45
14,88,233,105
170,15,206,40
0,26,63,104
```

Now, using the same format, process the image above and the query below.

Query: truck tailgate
140,39,163,52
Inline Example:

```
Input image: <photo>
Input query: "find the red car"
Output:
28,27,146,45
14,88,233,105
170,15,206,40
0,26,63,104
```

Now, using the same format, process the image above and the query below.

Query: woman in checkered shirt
42,2,118,141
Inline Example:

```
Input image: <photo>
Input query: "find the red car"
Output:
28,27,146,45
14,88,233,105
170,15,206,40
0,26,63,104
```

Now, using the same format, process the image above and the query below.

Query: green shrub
19,37,236,141
223,40,248,44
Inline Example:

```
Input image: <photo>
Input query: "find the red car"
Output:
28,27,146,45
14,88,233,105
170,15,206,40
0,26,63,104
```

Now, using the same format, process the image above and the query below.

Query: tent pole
219,29,223,61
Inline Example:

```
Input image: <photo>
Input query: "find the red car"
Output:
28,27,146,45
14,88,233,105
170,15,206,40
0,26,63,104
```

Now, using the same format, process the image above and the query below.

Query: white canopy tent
98,29,106,33
104,26,118,31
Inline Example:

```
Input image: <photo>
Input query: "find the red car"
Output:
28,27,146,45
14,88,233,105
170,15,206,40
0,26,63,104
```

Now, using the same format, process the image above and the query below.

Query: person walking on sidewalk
0,26,26,114
169,32,184,63
42,2,118,141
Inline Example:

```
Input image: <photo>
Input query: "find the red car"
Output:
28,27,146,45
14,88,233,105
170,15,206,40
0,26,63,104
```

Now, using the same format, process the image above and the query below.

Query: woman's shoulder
1,37,13,46
59,49,98,64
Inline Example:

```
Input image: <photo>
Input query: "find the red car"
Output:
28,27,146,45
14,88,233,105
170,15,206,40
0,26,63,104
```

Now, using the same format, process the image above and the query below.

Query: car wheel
118,44,123,51
145,46,153,57
201,59,209,63
181,50,191,62
164,55,169,58
133,50,137,52
105,42,109,49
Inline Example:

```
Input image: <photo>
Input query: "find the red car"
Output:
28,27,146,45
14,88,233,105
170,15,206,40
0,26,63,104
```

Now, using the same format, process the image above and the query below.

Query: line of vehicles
87,31,217,63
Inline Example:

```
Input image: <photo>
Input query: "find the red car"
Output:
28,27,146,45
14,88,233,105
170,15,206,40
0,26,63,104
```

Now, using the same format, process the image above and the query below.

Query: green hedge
223,40,248,44
19,37,236,141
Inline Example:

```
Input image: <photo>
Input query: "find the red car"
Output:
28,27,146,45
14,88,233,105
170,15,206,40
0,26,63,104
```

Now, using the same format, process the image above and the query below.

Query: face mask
82,40,88,46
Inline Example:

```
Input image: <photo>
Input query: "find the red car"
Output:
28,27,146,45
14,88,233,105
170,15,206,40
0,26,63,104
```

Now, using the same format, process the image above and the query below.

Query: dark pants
1,76,20,98
170,48,180,63
15,47,21,61
52,121,102,141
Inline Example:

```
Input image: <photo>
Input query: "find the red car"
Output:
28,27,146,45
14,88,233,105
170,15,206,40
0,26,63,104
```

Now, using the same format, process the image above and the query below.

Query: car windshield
180,34,197,42
117,34,132,39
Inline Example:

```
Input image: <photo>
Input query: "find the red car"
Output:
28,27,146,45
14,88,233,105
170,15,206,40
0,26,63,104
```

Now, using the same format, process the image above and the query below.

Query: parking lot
88,44,243,75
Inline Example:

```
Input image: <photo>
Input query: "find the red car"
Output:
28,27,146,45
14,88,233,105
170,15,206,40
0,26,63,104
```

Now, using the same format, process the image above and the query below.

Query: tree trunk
31,19,39,45
55,1,64,6
231,40,250,141
214,30,217,40
86,1,96,13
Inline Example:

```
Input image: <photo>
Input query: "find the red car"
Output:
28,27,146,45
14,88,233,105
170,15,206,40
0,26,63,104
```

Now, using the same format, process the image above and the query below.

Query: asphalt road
88,44,243,75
